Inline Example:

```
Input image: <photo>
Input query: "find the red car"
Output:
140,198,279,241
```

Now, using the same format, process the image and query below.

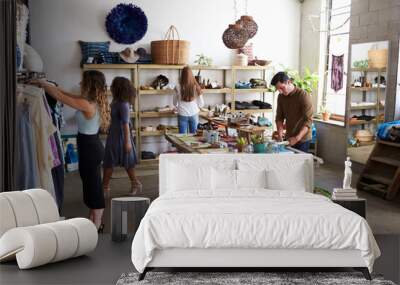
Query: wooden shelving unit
140,129,179,137
237,109,273,114
140,111,176,118
139,89,175,95
347,67,386,143
349,119,377,126
83,63,274,164
350,104,377,110
357,140,400,200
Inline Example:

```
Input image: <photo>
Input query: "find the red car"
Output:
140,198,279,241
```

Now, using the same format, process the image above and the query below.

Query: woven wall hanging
105,3,148,44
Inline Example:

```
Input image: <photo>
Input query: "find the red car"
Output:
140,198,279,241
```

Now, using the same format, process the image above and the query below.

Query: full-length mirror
347,40,389,164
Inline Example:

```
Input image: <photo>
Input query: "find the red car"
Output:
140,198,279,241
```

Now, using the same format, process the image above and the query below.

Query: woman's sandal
97,223,105,234
103,185,111,199
129,180,143,196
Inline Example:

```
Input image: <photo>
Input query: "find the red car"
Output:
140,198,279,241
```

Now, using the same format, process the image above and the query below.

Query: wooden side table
332,198,366,218
111,197,150,242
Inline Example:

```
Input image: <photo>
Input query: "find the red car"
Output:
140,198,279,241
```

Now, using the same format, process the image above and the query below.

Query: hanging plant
222,24,249,49
236,15,258,39
105,3,148,44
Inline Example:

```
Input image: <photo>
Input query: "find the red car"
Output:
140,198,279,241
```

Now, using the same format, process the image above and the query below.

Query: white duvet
131,190,380,273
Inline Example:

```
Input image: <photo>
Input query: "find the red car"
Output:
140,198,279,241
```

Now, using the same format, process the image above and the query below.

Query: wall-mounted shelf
351,67,386,72
202,88,231,94
83,64,137,69
234,88,271,93
139,89,175,95
349,119,377,126
350,104,377,110
140,130,178,137
350,87,386,92
140,111,176,118
237,109,273,114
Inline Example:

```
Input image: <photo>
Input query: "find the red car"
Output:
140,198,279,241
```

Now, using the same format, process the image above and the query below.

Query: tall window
319,0,351,116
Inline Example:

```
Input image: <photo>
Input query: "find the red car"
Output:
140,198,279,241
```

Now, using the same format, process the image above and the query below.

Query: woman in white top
173,66,204,134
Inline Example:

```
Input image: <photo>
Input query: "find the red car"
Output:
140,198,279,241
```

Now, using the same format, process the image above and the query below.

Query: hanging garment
42,95,61,168
18,84,57,199
45,89,65,211
15,102,40,190
51,133,65,211
331,54,344,92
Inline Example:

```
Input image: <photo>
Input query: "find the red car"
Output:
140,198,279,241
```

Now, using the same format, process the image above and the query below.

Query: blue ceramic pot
253,143,266,153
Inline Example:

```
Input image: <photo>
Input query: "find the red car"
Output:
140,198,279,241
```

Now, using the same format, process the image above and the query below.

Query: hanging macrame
222,24,249,49
236,15,258,39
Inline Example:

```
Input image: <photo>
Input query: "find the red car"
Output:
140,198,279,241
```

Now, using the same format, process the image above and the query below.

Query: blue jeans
178,114,199,134
292,140,311,153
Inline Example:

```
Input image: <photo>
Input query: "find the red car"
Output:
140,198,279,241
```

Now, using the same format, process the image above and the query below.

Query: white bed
131,154,380,280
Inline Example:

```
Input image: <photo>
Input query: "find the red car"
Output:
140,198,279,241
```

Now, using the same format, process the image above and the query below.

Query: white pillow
266,161,308,191
237,169,267,189
167,163,212,192
212,169,237,191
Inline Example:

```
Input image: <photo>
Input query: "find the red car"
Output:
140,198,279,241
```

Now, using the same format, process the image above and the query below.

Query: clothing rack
16,78,65,212
17,71,46,83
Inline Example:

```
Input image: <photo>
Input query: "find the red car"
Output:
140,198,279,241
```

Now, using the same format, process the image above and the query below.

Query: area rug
116,272,395,285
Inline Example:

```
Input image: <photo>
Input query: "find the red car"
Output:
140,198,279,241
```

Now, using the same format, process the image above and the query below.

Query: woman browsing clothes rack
31,70,110,232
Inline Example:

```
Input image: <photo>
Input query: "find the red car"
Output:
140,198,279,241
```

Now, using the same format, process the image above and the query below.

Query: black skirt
77,133,105,209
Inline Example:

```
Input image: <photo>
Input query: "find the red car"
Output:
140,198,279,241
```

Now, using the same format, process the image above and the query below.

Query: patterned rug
116,271,395,285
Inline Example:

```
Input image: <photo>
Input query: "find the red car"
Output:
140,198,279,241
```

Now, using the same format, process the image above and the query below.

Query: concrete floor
347,145,374,165
1,234,398,285
1,162,400,285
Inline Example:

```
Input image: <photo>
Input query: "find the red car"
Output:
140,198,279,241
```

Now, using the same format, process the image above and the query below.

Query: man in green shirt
270,72,313,152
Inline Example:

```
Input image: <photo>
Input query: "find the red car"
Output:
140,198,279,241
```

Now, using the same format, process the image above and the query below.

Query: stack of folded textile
332,188,358,200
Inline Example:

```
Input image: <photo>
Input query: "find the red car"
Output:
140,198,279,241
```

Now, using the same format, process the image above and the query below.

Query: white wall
29,0,301,152
300,0,322,112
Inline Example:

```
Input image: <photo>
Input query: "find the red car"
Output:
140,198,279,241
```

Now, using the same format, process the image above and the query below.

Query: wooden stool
111,197,150,242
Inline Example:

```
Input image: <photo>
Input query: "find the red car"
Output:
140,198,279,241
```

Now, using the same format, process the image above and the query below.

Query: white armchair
0,189,98,269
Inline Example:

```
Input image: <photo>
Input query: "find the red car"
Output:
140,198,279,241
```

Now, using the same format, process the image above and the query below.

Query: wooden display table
200,113,268,143
165,134,229,154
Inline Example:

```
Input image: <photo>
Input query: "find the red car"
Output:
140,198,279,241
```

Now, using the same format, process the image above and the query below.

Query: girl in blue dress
103,77,141,197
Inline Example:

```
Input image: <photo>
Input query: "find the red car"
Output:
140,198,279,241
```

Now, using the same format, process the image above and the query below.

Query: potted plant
284,67,319,94
320,105,331,121
352,60,369,86
251,134,265,153
236,137,247,153
194,54,212,84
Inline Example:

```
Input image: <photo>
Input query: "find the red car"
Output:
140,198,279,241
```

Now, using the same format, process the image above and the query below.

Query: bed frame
139,248,371,280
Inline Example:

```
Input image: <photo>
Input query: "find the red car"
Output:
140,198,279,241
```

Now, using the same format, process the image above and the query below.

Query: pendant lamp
236,15,258,39
222,23,249,49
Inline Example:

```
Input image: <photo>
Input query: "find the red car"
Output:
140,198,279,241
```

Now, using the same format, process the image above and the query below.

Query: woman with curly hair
103,77,141,197
32,70,110,232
